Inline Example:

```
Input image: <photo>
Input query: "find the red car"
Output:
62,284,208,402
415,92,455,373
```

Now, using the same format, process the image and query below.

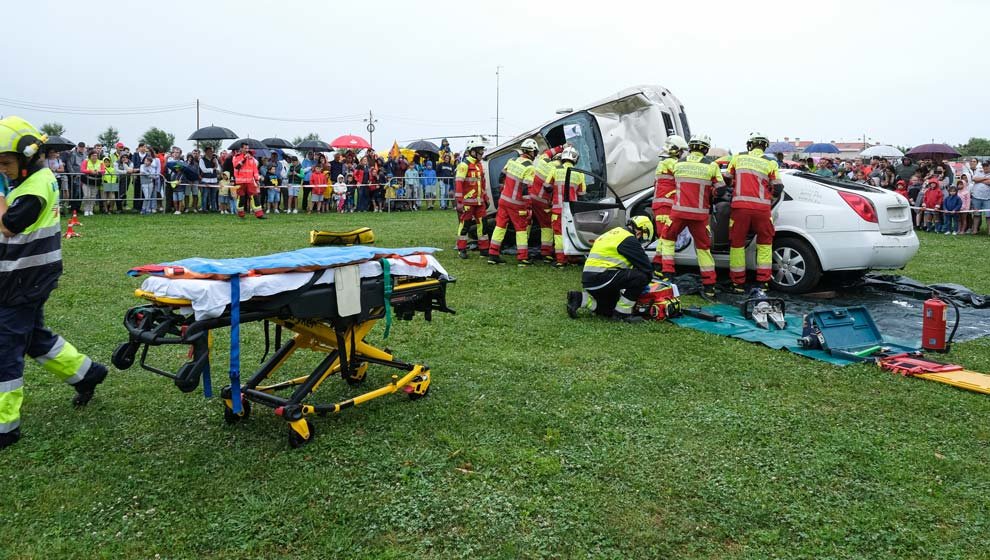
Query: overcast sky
4,0,987,153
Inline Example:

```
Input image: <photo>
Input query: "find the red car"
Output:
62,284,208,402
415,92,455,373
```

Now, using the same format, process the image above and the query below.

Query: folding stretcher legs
221,315,430,448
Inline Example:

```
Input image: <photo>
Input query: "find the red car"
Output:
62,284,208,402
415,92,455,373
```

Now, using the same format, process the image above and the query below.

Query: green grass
3,212,990,559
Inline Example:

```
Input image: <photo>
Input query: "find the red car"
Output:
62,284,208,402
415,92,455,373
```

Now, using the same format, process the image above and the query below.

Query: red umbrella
331,134,371,150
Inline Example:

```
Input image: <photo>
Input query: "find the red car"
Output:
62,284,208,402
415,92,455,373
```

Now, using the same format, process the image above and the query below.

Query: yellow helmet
630,215,654,239
0,116,48,159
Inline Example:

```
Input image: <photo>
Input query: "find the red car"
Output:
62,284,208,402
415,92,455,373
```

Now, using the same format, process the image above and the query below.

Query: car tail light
838,191,878,223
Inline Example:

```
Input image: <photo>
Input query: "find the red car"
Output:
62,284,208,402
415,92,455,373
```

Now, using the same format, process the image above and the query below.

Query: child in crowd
909,174,924,228
101,156,118,214
894,179,909,199
265,164,281,214
218,171,234,214
943,185,962,235
345,172,357,213
956,176,971,234
921,178,943,232
140,155,158,215
333,174,347,213
308,165,327,214
286,162,300,214
385,177,397,210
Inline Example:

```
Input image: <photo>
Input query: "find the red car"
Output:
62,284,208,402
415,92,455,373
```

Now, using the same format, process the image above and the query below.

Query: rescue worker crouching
455,138,489,259
0,116,108,450
567,215,654,323
547,146,586,268
658,134,723,299
726,132,782,294
651,135,689,277
488,138,538,266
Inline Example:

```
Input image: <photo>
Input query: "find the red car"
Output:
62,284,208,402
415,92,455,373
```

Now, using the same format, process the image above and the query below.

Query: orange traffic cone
64,223,81,239
67,210,81,226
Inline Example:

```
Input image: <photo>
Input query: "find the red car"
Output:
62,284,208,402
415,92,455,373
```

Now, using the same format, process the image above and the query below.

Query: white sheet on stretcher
139,255,449,320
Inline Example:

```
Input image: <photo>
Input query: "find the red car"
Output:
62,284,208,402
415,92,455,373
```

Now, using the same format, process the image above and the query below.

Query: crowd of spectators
45,139,463,216
773,153,990,235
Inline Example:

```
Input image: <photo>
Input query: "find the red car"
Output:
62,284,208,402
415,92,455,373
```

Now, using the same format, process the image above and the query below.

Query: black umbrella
406,139,440,153
227,138,267,151
906,143,960,161
262,137,294,149
189,125,239,141
295,139,333,152
42,135,75,152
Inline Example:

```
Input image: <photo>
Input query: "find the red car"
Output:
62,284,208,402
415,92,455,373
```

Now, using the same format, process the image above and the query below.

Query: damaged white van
482,85,919,293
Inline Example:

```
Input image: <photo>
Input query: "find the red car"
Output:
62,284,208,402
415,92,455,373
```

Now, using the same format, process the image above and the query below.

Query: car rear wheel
771,237,822,293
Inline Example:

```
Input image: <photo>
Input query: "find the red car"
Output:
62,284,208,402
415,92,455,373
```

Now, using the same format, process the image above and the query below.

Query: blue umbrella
803,142,840,154
767,141,796,153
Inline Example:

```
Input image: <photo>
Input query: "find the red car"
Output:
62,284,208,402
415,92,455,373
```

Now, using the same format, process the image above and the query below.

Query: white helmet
747,132,769,148
688,134,712,151
662,135,688,156
519,138,539,154
465,137,486,152
560,146,579,163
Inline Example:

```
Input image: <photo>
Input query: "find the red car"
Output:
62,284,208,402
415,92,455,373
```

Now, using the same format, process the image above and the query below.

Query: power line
200,104,365,123
0,98,194,116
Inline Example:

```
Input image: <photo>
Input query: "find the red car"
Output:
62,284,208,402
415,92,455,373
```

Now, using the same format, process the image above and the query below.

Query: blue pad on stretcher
671,304,918,366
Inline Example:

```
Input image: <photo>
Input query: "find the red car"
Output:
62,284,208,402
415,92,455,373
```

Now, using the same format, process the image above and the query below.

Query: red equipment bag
635,281,682,321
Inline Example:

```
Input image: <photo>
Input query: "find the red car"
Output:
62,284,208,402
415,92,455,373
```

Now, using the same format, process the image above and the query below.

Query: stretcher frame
114,272,454,447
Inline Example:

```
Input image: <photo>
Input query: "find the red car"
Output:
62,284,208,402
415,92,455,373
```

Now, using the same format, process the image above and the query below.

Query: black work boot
566,291,582,319
458,250,469,259
729,283,747,295
0,427,21,450
72,362,108,407
542,255,555,264
517,258,533,267
702,286,717,300
487,254,506,265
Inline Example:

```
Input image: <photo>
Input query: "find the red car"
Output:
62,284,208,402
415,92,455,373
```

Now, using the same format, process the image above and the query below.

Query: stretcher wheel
288,420,315,449
343,362,369,387
111,342,137,370
174,362,200,393
223,397,251,424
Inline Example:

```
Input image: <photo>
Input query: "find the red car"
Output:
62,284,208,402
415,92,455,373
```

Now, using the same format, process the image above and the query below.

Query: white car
561,169,920,293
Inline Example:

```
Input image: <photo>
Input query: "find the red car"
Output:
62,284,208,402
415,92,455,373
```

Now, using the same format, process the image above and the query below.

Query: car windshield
541,111,607,199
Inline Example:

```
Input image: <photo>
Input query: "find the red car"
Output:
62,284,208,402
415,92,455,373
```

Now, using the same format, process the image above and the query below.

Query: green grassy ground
3,212,989,559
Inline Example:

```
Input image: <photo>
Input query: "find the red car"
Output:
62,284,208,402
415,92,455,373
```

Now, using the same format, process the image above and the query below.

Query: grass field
3,211,990,559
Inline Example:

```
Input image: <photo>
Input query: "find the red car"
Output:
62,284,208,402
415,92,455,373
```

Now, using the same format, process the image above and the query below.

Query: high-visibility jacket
727,148,781,212
550,162,586,213
584,227,634,273
232,153,259,186
454,156,486,207
671,151,723,220
652,156,679,209
499,154,534,207
529,147,563,205
0,168,61,305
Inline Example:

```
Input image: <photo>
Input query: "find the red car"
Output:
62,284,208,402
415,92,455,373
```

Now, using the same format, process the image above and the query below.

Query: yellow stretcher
878,353,990,395
114,273,454,448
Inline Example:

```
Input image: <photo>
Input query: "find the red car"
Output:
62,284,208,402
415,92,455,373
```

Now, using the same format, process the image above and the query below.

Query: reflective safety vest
0,168,62,305
652,156,679,209
455,156,486,206
728,148,781,212
671,151,723,220
529,150,560,206
550,162,586,213
584,226,634,273
500,155,534,207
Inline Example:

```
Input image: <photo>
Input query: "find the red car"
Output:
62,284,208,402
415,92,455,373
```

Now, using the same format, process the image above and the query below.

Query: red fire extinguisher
922,294,959,353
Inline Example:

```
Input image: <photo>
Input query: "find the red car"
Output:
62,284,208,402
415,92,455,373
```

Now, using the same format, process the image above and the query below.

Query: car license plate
887,206,908,221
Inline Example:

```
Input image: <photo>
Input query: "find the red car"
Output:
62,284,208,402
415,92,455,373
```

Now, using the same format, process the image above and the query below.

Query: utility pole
364,109,378,148
495,65,502,146
196,98,200,130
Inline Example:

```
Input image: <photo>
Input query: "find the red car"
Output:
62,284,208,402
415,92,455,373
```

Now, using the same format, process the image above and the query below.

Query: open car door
561,167,628,255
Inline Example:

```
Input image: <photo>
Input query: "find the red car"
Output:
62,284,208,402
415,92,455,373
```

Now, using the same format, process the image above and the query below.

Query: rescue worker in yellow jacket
726,132,783,293
454,138,489,258
0,116,108,450
566,216,654,323
488,138,538,266
528,145,565,262
546,146,586,268
651,135,688,275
